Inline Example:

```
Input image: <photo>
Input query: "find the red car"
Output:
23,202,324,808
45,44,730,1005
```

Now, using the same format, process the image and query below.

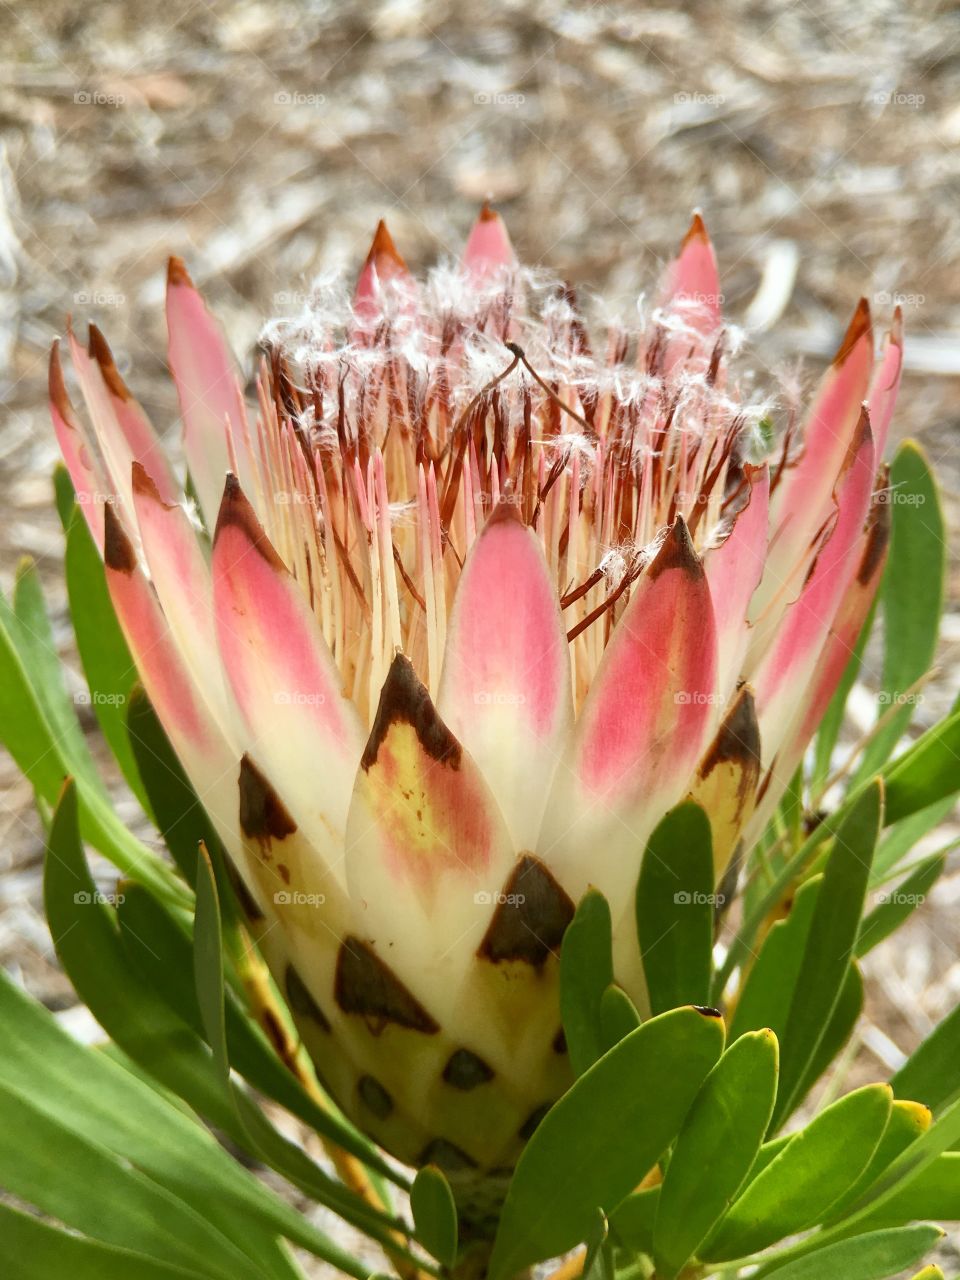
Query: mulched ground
1,1,959,1273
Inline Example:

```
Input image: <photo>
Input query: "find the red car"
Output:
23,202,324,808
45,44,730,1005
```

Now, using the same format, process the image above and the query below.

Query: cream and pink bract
49,207,901,1183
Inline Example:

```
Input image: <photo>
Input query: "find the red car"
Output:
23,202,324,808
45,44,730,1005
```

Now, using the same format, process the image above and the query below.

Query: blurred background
1,0,959,1268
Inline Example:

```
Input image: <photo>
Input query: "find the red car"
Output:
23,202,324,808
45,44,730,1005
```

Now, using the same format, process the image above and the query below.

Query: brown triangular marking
362,652,461,772
335,936,439,1035
239,755,297,847
358,1074,394,1120
443,1048,495,1090
284,963,331,1033
477,855,575,969
417,1138,478,1173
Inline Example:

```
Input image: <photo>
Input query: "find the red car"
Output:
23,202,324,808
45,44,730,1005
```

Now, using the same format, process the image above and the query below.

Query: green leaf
729,876,821,1043
582,1210,613,1280
813,596,877,790
757,1224,943,1280
856,440,944,781
488,1006,725,1280
653,1029,779,1277
609,1187,659,1257
792,962,863,1107
7,556,104,795
771,780,881,1128
0,966,362,1278
909,1267,946,1280
637,802,715,1014
858,854,946,956
0,1201,211,1280
825,1099,933,1225
702,1083,893,1262
126,685,221,887
872,798,957,882
194,845,229,1082
885,708,960,826
0,1076,264,1280
560,889,614,1076
893,1005,960,1114
64,504,151,809
0,601,183,906
598,983,642,1051
411,1166,458,1267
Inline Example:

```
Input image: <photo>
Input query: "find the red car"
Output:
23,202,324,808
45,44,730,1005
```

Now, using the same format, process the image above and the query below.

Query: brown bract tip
484,493,524,529
365,219,407,272
362,652,461,772
130,459,169,507
890,305,904,347
479,200,499,223
103,502,137,573
214,473,287,571
699,685,762,776
167,255,194,289
681,211,710,249
88,324,131,402
832,297,872,367
48,340,72,418
648,514,702,581
239,754,297,844
858,472,892,586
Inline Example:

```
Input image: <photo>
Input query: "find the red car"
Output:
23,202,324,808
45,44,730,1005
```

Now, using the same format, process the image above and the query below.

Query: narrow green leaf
792,962,863,1107
195,845,229,1082
0,967,364,1278
65,504,151,810
858,855,945,957
114,885,401,1194
729,876,821,1043
560,889,614,1076
771,780,881,1127
0,1076,263,1280
411,1166,458,1268
488,1006,725,1280
8,557,103,794
757,1224,943,1280
872,798,957,882
598,983,641,1051
609,1188,659,1257
885,708,960,826
825,1099,933,1225
813,596,877,790
637,802,715,1014
582,1210,613,1280
653,1029,779,1277
702,1083,893,1262
0,1201,210,1280
893,1006,960,1115
857,440,944,780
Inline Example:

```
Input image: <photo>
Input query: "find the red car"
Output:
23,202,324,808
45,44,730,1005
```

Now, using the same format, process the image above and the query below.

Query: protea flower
49,207,902,1204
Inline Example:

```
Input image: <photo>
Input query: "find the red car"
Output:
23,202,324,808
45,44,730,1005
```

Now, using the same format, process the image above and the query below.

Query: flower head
50,208,901,1182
